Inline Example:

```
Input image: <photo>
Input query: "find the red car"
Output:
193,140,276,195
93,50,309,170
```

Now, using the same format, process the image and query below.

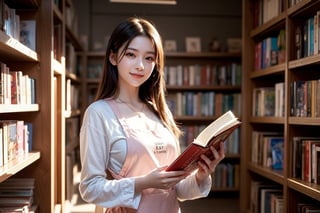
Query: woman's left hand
195,142,225,184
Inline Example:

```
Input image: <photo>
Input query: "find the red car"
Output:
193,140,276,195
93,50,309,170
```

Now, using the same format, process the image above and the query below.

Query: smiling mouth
130,73,144,78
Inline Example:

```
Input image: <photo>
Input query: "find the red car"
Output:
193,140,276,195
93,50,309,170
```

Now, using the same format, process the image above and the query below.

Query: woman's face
110,35,156,90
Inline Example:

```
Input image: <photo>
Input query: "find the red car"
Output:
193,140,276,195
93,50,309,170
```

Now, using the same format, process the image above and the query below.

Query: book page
194,110,240,147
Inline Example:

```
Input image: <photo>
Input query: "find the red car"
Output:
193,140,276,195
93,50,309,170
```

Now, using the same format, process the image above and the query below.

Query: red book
166,110,241,172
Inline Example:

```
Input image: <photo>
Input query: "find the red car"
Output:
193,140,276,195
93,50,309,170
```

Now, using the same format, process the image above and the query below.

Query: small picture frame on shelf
226,38,242,53
185,37,201,52
164,40,177,52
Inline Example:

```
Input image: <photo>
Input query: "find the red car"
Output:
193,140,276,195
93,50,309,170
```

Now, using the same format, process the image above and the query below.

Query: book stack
0,178,37,212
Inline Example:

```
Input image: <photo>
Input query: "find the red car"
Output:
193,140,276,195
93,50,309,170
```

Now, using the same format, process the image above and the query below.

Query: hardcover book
166,110,241,172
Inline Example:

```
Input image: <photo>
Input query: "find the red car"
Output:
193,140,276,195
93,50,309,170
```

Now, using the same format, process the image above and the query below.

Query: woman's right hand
134,166,188,192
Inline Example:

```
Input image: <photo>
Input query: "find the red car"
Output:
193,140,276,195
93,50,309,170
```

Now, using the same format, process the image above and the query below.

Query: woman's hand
195,142,225,184
135,166,188,192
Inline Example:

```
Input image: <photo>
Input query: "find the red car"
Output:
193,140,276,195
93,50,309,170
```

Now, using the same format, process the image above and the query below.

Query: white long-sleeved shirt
79,99,212,209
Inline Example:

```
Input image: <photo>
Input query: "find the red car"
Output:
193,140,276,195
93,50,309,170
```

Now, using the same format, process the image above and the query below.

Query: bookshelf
64,0,83,205
165,51,242,192
240,0,320,212
0,0,82,212
79,51,103,114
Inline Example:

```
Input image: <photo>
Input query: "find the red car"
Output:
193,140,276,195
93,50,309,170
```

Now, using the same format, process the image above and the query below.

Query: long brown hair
95,17,181,138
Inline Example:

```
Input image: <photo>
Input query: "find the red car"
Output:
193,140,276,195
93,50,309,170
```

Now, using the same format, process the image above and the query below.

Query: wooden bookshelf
240,0,320,212
79,51,104,114
165,51,242,192
64,0,83,206
0,0,82,212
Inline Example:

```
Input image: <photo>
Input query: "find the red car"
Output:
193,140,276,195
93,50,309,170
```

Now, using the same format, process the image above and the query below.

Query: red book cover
166,110,241,172
304,141,311,182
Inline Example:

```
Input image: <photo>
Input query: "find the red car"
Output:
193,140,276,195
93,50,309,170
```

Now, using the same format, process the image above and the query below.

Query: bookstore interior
0,0,320,212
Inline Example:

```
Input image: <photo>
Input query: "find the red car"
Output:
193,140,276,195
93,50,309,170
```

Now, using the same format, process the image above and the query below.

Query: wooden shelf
288,54,320,69
249,13,286,38
0,104,39,113
249,116,285,124
0,152,40,183
211,187,240,192
65,109,81,118
249,63,285,78
288,117,320,126
165,51,241,58
166,85,241,91
287,178,320,201
0,31,38,62
248,162,285,185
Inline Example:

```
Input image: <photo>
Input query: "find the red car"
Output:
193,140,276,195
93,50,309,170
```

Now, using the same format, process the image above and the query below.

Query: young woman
79,17,225,213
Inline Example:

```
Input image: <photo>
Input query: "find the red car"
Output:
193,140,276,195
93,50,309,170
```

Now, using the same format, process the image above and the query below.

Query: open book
166,110,241,172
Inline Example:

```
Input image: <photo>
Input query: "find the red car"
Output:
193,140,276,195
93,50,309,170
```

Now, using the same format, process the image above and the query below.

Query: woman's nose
136,57,144,71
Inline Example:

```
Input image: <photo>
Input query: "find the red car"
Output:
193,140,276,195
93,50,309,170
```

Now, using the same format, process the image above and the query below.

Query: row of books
87,63,103,79
251,131,284,170
251,180,320,213
65,79,80,112
166,92,241,117
66,117,79,147
0,2,36,51
290,80,320,118
252,82,285,117
250,181,283,213
65,1,78,34
0,62,36,105
213,163,240,189
164,63,241,87
54,23,63,62
254,30,286,70
292,137,320,184
297,203,320,213
295,11,320,59
253,0,284,28
180,125,240,155
289,0,303,7
0,178,37,212
66,42,78,75
0,120,32,167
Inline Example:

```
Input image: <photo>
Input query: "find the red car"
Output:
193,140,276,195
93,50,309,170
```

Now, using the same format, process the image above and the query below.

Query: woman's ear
109,52,117,66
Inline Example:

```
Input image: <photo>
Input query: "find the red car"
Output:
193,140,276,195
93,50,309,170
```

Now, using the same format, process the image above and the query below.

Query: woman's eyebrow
127,47,155,55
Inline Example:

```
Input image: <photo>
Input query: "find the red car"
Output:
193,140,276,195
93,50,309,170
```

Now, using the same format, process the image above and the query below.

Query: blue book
271,138,284,170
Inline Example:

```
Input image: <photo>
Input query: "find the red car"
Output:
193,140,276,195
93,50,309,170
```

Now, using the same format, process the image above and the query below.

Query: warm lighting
110,0,177,5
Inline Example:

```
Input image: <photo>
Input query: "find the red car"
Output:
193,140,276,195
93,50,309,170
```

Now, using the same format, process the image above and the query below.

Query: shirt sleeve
175,172,212,201
79,102,141,209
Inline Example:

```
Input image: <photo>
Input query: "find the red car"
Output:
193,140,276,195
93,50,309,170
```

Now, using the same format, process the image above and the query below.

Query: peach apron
106,100,180,213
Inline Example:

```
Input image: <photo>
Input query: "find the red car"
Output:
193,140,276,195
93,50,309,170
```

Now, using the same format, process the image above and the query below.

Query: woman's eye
125,52,135,57
146,56,155,62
